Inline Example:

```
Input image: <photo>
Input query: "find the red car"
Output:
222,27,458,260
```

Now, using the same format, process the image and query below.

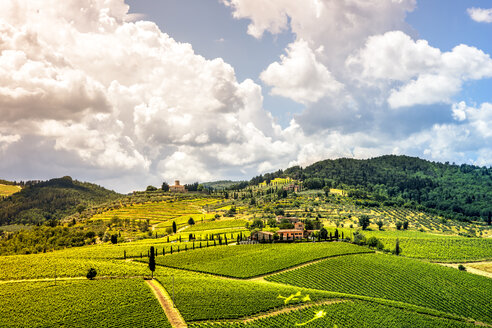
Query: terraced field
91,198,219,229
152,242,373,278
266,253,492,324
185,219,248,232
0,279,170,327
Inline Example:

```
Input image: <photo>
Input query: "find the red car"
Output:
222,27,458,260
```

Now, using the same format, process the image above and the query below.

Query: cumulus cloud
260,40,343,104
349,31,492,108
467,7,492,23
0,0,295,189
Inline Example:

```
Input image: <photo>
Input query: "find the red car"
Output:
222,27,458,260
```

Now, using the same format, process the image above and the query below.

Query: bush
353,231,366,245
367,236,379,248
395,221,403,230
458,264,466,271
86,268,97,280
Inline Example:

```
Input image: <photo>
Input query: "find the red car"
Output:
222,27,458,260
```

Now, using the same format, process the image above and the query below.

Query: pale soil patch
437,261,492,279
147,279,188,328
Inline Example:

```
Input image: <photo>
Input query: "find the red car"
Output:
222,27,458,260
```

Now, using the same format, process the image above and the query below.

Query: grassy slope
266,253,492,324
0,279,170,327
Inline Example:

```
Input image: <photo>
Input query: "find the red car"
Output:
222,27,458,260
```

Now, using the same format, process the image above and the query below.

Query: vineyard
152,242,373,278
155,268,335,321
266,253,492,324
188,300,474,328
0,279,170,327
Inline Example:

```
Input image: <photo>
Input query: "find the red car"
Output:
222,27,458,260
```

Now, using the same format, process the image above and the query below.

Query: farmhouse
250,230,274,241
169,180,187,193
282,183,301,192
277,221,311,240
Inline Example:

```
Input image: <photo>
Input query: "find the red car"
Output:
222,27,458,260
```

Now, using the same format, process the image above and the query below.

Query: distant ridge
0,176,121,225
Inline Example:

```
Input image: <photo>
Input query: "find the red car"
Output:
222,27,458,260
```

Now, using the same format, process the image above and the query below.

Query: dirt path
243,299,345,323
437,261,492,279
146,279,187,328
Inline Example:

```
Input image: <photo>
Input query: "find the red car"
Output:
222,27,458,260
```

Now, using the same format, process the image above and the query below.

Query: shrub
358,215,371,230
86,268,97,280
458,264,466,271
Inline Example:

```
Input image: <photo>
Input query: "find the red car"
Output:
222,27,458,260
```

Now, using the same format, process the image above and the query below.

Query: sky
0,0,491,193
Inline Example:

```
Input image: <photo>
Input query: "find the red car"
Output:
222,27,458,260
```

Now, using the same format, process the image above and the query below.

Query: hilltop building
169,180,187,193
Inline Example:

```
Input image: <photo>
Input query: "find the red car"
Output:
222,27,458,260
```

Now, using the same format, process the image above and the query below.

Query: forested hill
0,176,121,225
255,155,492,222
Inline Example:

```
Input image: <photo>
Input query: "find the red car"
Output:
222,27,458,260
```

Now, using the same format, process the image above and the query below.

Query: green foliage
0,225,103,255
189,301,474,328
358,215,370,230
458,264,466,271
266,253,492,324
146,185,158,191
255,155,492,221
0,279,171,327
153,243,372,278
0,177,120,225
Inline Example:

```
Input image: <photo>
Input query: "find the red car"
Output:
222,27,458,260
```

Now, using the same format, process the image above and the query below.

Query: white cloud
349,31,492,108
467,7,492,23
223,0,416,66
260,40,343,104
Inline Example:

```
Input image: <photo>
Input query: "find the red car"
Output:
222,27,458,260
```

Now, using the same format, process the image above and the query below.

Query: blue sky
0,0,491,192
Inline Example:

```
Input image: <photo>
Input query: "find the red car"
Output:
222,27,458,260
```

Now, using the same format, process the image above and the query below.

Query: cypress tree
124,250,126,259
149,246,155,279
172,221,177,234
395,238,401,256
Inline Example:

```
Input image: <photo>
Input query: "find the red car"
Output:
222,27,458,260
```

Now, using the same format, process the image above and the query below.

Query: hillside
252,155,492,222
0,176,121,225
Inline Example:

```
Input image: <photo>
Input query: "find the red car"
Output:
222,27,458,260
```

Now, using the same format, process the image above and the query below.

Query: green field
266,253,492,324
0,279,170,327
156,268,334,321
152,242,373,278
189,300,474,328
323,228,492,262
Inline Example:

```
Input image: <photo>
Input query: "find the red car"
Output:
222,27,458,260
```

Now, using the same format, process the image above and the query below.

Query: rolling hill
0,176,121,225
252,155,492,222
